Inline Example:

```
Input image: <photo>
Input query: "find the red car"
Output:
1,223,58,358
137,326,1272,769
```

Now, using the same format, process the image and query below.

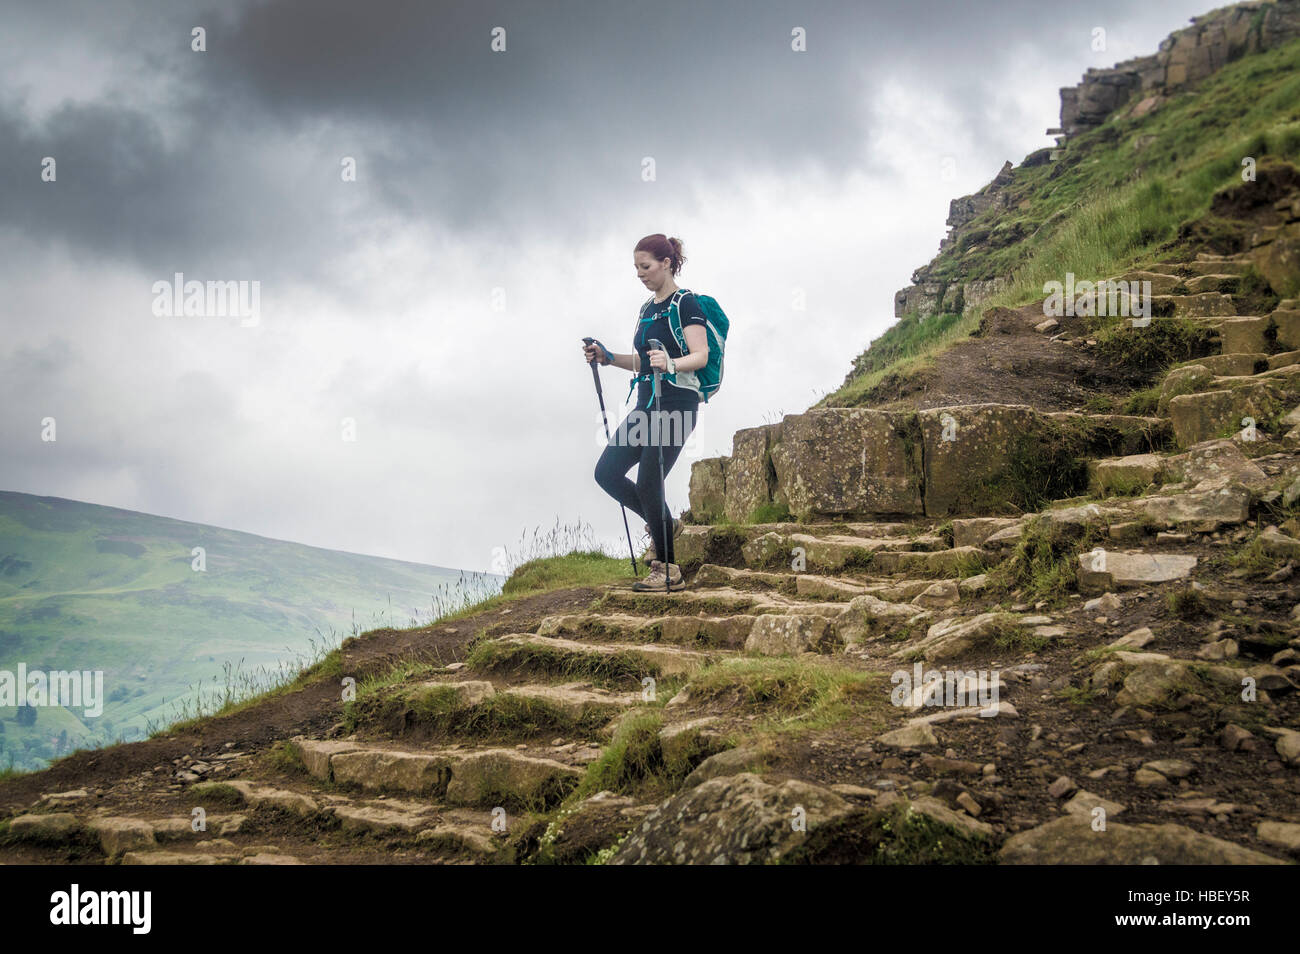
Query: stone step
1168,363,1300,446
360,678,643,740
693,563,798,592
690,407,1181,529
1111,270,1244,296
1145,258,1253,277
868,546,996,576
122,850,238,865
1148,292,1238,318
1088,452,1166,495
598,584,842,618
183,769,516,859
1111,269,1187,296
1214,316,1269,354
1171,353,1269,376
1086,438,1270,500
1184,273,1243,294
1076,550,1198,594
690,562,950,604
951,517,1024,548
967,441,1265,543
472,633,718,679
673,521,928,568
1196,252,1252,263
77,812,247,857
739,530,948,571
537,609,755,648
284,739,588,809
505,682,644,715
598,585,780,616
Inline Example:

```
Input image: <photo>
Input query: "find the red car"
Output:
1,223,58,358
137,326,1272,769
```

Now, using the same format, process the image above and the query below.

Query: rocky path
3,254,1299,864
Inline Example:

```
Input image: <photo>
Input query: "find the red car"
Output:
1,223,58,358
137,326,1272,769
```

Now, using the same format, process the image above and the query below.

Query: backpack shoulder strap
667,288,690,348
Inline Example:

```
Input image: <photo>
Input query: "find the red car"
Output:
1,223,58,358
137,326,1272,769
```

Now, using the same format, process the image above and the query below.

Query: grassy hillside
0,491,505,771
822,33,1300,408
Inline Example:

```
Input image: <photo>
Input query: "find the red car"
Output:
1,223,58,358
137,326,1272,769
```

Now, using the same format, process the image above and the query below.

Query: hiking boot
643,517,683,563
633,559,685,592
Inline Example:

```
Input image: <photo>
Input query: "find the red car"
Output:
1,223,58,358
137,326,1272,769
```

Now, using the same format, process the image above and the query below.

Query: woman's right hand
582,340,611,365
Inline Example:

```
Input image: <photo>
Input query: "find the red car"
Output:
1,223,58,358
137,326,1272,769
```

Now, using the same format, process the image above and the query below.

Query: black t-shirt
633,290,706,407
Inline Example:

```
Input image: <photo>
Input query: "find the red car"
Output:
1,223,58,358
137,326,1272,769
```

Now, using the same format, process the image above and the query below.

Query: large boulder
744,613,841,655
770,409,923,519
608,772,854,864
920,405,1052,516
686,457,726,523
1252,221,1300,299
1000,816,1287,864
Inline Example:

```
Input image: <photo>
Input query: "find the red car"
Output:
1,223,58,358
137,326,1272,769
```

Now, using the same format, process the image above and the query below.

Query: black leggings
594,401,699,566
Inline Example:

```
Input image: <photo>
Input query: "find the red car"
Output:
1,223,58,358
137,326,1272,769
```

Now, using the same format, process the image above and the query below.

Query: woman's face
634,250,672,289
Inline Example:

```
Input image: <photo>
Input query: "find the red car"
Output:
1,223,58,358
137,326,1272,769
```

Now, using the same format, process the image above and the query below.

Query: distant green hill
0,491,501,771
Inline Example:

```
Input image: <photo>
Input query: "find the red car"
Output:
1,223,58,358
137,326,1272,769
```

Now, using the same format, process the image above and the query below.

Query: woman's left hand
647,349,669,372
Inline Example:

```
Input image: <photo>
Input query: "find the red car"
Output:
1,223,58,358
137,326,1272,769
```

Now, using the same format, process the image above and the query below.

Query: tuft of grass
1056,685,1098,706
953,549,992,579
464,638,655,688
993,621,1049,654
1166,585,1208,620
1223,530,1289,580
686,657,891,736
262,739,307,775
987,515,1104,602
1088,316,1217,372
502,550,635,596
748,500,793,524
1096,470,1154,498
573,709,672,798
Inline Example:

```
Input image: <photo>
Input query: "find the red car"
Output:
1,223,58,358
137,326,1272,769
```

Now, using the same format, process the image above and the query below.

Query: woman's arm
646,325,709,373
582,340,640,371
607,351,639,372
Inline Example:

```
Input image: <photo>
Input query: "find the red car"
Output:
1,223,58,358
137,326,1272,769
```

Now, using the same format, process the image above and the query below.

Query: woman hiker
582,233,709,592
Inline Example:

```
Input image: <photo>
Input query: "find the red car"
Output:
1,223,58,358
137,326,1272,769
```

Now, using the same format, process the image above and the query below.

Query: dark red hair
634,234,687,275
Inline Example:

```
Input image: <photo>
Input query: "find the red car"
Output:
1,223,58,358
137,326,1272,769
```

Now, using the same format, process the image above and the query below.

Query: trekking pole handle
582,336,612,366
647,338,664,374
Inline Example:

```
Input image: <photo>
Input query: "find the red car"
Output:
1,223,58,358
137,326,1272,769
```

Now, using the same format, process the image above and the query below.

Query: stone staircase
5,261,1299,865
5,467,1299,862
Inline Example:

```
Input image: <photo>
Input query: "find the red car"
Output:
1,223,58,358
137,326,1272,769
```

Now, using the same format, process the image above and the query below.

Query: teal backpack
625,287,729,409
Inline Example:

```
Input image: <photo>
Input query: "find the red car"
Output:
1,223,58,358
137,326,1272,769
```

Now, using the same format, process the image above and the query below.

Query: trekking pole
582,337,640,578
647,339,671,594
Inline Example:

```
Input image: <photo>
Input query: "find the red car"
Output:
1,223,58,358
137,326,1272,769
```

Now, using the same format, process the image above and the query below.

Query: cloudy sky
0,0,1214,573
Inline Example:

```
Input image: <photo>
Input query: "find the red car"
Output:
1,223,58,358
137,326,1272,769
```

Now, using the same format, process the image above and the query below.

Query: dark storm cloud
1,0,1210,277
